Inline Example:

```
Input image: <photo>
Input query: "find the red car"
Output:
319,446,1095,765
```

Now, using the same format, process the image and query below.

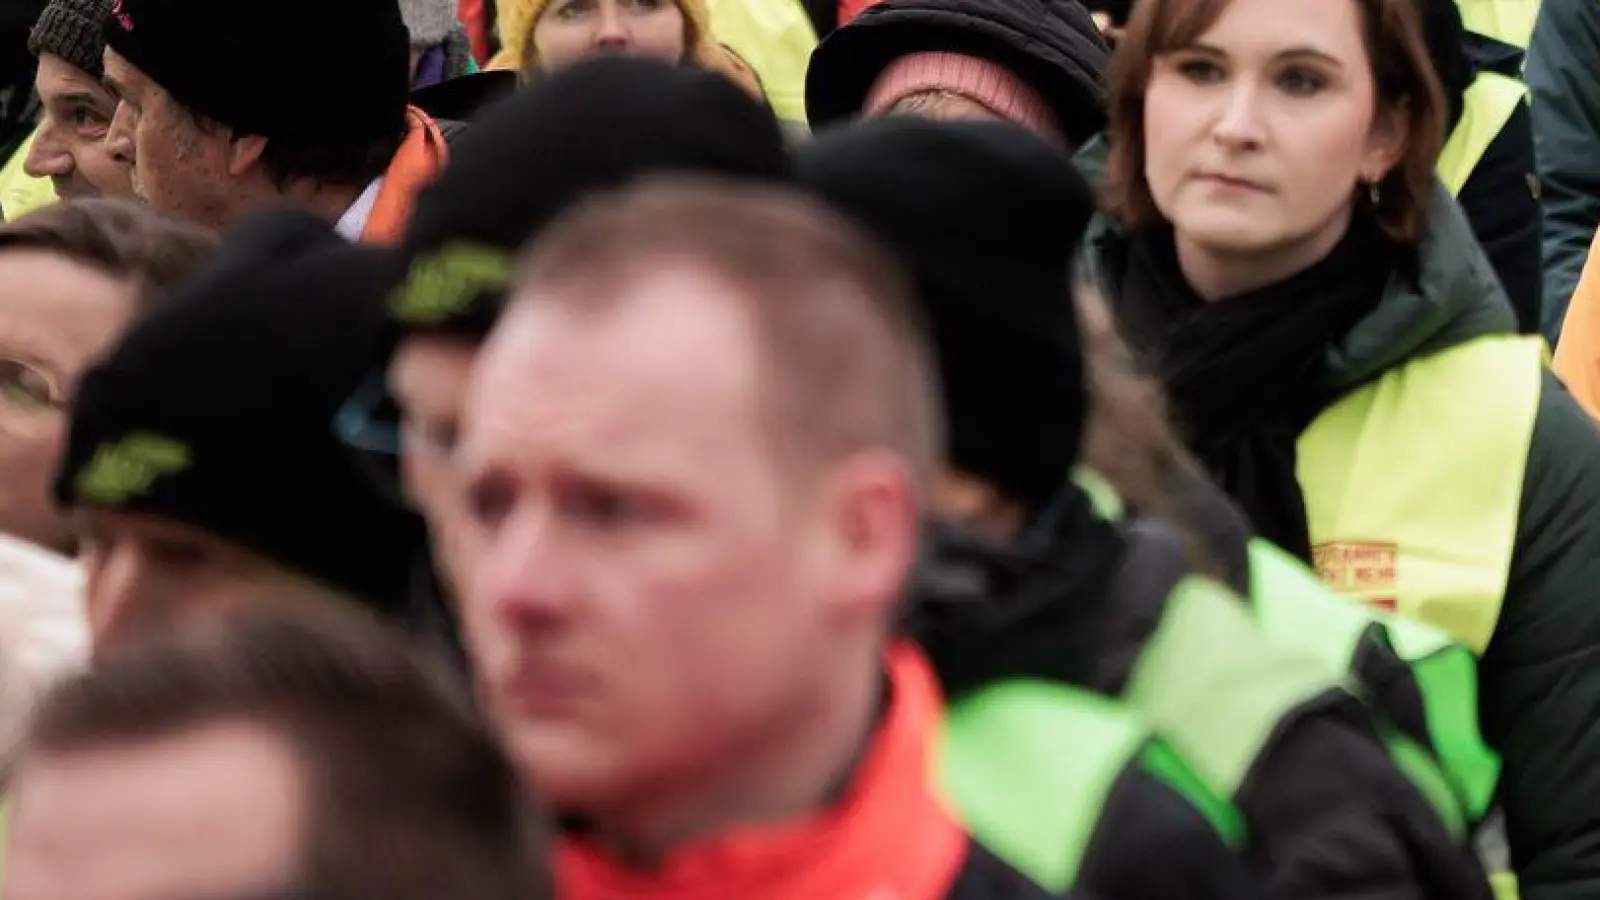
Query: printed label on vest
1313,541,1398,610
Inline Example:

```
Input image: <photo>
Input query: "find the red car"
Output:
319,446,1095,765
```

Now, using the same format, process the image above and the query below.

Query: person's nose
23,119,74,179
85,544,159,650
104,102,136,166
592,3,632,51
466,505,581,631
1210,81,1266,150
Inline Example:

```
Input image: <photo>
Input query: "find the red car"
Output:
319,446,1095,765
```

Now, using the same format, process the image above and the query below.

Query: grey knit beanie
397,0,458,47
27,0,110,78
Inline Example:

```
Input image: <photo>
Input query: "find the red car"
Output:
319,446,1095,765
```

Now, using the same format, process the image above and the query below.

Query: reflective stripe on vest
705,0,817,124
942,683,1241,891
1454,0,1541,49
1437,71,1529,197
1299,334,1543,653
1250,539,1501,827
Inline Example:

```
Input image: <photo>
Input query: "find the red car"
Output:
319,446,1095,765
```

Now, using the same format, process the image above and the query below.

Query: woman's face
1141,0,1406,288
532,0,688,71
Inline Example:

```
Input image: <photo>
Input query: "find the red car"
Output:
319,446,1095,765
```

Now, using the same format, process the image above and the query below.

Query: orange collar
557,643,967,900
360,106,448,246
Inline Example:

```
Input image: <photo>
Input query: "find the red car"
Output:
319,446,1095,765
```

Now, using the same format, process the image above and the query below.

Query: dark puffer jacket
805,0,1109,142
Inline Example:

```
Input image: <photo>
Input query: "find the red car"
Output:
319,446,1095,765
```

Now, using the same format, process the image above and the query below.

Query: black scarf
1115,216,1398,561
902,485,1127,700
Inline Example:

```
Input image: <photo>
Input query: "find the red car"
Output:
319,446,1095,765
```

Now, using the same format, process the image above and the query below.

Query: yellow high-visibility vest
1437,71,1529,197
1299,334,1543,655
1455,0,1541,49
0,128,57,222
705,0,818,124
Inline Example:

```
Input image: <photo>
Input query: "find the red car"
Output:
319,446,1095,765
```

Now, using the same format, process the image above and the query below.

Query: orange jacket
1553,230,1600,421
361,106,449,246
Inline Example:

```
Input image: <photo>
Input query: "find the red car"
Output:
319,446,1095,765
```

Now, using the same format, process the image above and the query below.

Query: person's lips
1197,171,1268,192
496,659,597,717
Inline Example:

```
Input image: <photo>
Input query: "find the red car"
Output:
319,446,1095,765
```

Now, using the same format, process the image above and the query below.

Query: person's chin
50,178,96,201
1176,206,1282,254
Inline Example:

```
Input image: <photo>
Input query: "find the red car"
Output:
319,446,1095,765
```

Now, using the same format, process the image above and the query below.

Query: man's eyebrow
52,90,110,107
101,74,130,101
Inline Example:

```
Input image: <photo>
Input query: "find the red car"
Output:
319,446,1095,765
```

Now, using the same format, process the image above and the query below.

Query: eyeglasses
334,373,408,506
0,357,64,416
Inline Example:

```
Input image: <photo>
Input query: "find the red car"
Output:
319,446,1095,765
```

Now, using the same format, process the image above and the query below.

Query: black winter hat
806,0,1109,141
56,210,424,615
795,117,1096,514
1,0,49,82
102,0,410,142
28,0,109,78
383,54,790,354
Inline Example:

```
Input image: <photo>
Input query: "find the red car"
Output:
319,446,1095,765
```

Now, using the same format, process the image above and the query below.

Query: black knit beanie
56,210,423,615
806,0,1109,141
382,54,790,357
795,117,1095,515
28,0,108,78
101,0,409,142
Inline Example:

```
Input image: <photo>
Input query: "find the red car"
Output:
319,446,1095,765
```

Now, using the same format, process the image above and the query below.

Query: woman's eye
1278,68,1325,96
1174,58,1224,84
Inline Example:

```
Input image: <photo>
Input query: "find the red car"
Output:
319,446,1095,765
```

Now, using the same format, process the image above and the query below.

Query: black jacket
906,496,1493,900
1457,35,1542,335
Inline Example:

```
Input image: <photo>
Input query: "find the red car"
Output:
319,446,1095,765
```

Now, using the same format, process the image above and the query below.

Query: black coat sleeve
1483,373,1600,900
1238,696,1495,900
1457,103,1544,335
1076,765,1264,900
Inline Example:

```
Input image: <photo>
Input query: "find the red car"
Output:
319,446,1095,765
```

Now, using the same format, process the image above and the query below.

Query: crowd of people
1,0,1599,898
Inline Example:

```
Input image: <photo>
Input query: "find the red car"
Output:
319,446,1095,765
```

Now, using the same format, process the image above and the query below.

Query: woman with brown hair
1077,0,1600,895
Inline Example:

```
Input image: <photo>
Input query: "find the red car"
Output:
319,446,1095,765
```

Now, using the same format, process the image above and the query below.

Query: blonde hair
488,0,766,101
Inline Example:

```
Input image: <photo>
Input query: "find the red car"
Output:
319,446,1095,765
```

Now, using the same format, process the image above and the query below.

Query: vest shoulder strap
941,682,1151,892
1437,70,1529,196
1455,0,1540,49
1102,521,1344,798
1298,335,1543,653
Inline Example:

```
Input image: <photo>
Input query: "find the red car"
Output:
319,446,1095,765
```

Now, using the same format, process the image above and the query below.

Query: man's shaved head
504,176,944,499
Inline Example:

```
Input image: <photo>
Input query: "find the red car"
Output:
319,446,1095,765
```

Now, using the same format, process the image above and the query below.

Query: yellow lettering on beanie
388,242,511,325
75,433,192,505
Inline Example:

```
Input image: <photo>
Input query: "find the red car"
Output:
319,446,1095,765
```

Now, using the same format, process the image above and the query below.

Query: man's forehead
482,270,761,396
463,272,768,459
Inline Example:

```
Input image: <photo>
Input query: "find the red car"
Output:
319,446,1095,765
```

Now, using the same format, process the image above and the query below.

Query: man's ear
226,134,268,178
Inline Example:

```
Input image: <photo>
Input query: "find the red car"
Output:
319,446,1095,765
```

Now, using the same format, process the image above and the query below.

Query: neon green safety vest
705,0,817,124
1455,0,1541,49
1250,540,1500,829
1299,335,1544,900
1436,71,1530,197
1298,334,1543,654
940,682,1243,892
0,128,56,223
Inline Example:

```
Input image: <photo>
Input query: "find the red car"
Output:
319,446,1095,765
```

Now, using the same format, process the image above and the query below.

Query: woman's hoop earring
1368,179,1381,206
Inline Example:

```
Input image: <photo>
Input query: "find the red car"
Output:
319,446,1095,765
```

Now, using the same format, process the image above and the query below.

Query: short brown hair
1103,0,1446,242
21,603,552,900
509,176,944,497
0,198,218,307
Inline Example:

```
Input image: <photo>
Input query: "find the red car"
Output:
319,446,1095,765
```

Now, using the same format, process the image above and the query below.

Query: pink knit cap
863,51,1063,144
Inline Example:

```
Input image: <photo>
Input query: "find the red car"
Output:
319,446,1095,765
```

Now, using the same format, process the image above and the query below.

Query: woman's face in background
1140,0,1405,284
531,0,688,71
